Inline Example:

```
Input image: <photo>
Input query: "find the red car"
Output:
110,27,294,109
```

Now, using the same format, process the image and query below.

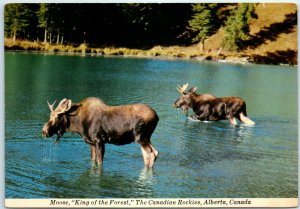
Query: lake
5,52,297,198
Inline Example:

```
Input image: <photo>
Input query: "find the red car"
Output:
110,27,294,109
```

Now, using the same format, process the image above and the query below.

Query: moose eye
48,114,59,125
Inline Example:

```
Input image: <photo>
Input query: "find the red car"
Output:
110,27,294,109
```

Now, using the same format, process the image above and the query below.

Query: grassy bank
4,3,298,66
4,36,297,65
4,38,205,58
6,38,297,66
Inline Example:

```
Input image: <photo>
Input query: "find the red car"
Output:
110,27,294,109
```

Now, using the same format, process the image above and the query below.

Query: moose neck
65,113,83,135
189,93,208,113
188,93,198,109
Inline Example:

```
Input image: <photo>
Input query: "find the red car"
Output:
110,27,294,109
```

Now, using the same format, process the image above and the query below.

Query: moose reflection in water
42,97,159,167
174,84,255,125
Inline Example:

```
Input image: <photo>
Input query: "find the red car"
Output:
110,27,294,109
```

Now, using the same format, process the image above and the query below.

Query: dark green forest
5,3,256,50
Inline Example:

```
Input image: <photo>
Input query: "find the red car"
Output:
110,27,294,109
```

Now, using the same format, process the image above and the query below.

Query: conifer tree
223,3,256,51
4,4,31,41
188,3,218,50
36,4,50,43
37,4,63,43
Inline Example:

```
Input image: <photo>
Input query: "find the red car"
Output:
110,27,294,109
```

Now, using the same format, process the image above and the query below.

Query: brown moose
174,83,255,125
42,97,159,167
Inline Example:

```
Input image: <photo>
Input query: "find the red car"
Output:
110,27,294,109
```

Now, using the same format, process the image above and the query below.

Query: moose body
42,97,159,167
174,84,255,125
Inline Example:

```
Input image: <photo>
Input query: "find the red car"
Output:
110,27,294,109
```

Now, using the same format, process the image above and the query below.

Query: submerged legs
90,140,157,167
149,143,159,159
141,142,158,168
95,142,105,165
90,145,96,161
229,117,238,125
229,112,255,125
239,113,255,125
90,140,105,165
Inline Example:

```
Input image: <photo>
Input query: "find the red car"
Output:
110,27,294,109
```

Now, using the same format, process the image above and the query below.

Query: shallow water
5,52,297,198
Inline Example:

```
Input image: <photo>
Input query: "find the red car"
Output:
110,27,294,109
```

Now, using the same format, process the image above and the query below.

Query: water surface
5,52,297,198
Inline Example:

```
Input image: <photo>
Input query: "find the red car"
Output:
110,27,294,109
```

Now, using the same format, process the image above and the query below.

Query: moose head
42,98,72,139
174,83,197,112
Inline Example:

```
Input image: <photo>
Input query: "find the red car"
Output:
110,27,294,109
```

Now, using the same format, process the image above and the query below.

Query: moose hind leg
95,141,105,165
229,117,237,125
239,113,255,125
149,143,159,159
141,144,156,168
141,145,150,166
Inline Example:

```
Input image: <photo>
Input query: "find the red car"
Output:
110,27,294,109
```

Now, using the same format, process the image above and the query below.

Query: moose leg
141,144,156,168
95,141,105,165
191,115,199,120
239,113,255,125
149,143,159,159
229,117,237,125
101,143,105,160
141,145,149,166
90,145,96,161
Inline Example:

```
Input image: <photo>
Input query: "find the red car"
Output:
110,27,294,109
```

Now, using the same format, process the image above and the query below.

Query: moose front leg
190,115,200,120
90,145,96,161
181,106,189,117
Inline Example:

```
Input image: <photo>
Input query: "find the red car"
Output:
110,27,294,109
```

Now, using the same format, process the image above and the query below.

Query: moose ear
67,103,81,115
55,98,72,114
188,87,197,94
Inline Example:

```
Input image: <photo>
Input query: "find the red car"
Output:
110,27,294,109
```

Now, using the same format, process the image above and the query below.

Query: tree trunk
49,32,52,43
43,29,47,43
217,47,223,56
12,31,16,42
201,39,205,51
56,33,60,44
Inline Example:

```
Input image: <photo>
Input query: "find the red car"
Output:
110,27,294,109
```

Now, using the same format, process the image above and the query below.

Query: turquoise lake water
5,52,297,198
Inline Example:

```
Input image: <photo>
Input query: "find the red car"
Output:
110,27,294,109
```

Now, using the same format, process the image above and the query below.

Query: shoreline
4,39,297,66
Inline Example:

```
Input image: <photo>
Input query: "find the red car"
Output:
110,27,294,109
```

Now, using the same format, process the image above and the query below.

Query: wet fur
43,97,159,167
174,90,255,125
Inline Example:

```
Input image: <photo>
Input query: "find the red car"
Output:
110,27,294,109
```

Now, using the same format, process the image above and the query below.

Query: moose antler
47,100,57,112
177,83,189,94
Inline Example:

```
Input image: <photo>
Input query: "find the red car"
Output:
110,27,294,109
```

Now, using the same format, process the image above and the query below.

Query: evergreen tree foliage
223,3,256,51
188,3,219,49
37,4,64,43
4,3,259,49
4,4,32,41
5,3,192,47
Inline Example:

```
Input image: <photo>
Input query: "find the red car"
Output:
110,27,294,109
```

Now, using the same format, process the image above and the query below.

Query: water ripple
5,53,297,198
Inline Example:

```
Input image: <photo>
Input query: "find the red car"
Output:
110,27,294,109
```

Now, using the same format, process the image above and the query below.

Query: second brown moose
174,83,255,125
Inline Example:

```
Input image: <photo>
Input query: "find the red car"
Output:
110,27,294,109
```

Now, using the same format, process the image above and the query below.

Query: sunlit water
5,52,297,198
